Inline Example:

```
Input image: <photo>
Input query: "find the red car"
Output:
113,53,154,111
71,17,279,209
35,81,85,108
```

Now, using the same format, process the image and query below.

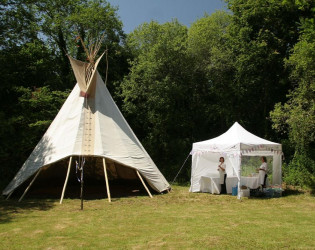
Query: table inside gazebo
241,176,260,189
199,176,260,194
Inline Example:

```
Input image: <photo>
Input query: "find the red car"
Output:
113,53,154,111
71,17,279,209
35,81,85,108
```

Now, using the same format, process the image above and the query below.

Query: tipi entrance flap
68,56,89,92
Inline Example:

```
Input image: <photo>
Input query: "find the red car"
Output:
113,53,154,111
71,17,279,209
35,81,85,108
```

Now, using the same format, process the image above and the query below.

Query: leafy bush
283,153,315,188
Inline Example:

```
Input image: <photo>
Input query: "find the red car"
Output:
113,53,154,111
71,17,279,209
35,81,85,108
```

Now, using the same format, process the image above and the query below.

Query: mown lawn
0,185,314,249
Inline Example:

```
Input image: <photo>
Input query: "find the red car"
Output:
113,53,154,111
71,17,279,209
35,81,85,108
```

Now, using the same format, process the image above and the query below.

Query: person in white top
258,156,268,187
217,157,227,194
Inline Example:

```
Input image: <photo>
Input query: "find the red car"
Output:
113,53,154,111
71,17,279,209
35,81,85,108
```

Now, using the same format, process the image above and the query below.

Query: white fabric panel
226,177,238,193
199,176,221,194
189,152,237,192
228,156,240,180
3,71,170,195
199,176,259,193
241,177,260,189
93,74,169,192
199,176,238,194
68,56,88,92
190,153,218,192
273,154,282,185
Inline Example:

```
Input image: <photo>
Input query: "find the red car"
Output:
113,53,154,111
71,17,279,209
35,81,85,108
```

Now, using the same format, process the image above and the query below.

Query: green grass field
0,185,314,249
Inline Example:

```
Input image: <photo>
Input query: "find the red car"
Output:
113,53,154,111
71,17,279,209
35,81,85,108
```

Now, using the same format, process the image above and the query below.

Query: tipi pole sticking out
5,191,13,200
102,157,111,202
3,36,170,203
18,169,42,202
60,156,72,204
136,170,153,198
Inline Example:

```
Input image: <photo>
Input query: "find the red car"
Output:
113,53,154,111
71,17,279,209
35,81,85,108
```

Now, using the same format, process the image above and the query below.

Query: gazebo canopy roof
193,122,281,153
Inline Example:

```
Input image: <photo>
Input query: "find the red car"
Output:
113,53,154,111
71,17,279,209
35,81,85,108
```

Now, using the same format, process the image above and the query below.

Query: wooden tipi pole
60,156,73,204
136,170,153,198
80,162,84,210
6,191,14,200
18,169,42,202
102,158,111,202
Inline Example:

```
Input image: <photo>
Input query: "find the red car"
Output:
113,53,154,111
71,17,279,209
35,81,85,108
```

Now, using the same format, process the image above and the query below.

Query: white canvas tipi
3,43,170,201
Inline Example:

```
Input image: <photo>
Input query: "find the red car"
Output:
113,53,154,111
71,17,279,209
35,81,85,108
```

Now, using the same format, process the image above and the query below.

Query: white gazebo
190,122,282,198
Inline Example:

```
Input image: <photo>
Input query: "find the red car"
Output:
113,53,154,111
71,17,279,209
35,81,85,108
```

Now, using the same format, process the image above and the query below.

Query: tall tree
270,0,315,187
187,11,235,134
225,0,308,137
121,20,197,178
32,0,128,89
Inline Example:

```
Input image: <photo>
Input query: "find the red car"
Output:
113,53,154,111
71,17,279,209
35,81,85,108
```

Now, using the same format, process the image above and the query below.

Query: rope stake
171,152,191,184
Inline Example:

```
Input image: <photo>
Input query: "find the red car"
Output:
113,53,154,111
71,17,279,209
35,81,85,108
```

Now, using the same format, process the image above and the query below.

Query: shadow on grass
282,189,305,196
0,180,154,216
248,196,281,200
282,185,315,197
0,197,55,224
79,184,153,201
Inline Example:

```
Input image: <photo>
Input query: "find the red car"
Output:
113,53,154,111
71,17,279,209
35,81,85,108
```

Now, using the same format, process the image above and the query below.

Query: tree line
0,0,314,189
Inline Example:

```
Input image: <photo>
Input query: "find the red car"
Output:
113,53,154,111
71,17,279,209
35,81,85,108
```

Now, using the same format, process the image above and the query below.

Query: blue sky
107,0,227,33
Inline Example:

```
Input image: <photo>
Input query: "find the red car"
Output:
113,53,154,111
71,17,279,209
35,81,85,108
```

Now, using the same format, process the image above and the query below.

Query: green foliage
270,0,315,187
121,21,194,178
271,81,315,153
188,11,231,58
0,41,61,91
283,153,315,188
0,39,65,185
225,0,310,135
0,86,69,185
31,0,127,89
15,86,70,130
0,1,39,48
187,11,237,129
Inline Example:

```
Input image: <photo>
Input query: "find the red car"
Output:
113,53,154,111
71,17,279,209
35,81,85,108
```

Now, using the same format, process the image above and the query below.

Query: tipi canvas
3,46,170,201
